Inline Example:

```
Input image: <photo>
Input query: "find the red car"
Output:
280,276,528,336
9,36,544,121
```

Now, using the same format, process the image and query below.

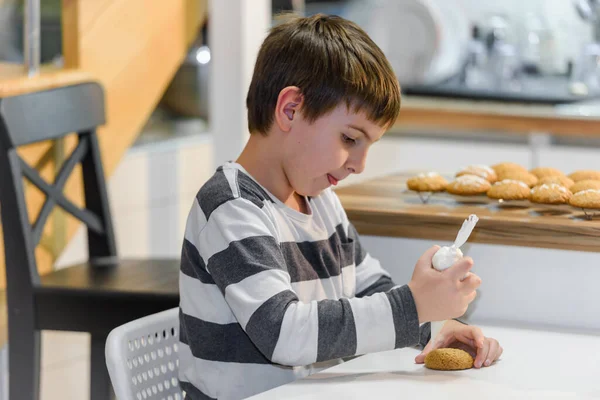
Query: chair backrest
105,307,183,400
0,82,117,293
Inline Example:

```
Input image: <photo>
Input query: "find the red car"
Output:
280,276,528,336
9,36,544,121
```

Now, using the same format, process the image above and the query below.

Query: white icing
432,246,463,271
574,189,600,196
432,214,478,272
494,179,529,189
531,183,568,194
455,174,487,186
417,172,440,178
460,164,495,178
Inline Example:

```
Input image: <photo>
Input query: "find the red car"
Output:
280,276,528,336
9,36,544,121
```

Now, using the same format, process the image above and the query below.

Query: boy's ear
275,86,303,132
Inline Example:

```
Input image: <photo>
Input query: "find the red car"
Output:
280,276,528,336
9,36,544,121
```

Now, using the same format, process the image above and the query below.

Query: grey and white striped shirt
178,162,430,400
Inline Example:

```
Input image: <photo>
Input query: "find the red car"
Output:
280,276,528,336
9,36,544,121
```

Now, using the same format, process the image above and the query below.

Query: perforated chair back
105,308,183,400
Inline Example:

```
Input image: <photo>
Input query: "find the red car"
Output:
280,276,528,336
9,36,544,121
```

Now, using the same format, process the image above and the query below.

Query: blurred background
2,1,600,398
2,0,598,143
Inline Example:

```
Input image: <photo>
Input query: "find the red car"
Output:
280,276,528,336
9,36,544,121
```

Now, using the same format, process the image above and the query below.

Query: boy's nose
346,158,366,174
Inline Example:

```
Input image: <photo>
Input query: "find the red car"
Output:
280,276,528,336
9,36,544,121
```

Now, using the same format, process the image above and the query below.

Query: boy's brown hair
246,13,401,135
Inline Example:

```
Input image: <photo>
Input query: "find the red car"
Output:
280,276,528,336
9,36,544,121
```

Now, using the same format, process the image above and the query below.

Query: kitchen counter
396,95,600,137
248,323,600,399
335,172,600,253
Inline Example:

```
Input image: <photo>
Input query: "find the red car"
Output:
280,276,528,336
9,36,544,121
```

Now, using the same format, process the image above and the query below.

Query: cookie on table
491,162,527,175
567,170,600,182
569,189,600,209
496,169,538,187
425,348,474,371
530,183,572,205
406,172,448,192
537,175,574,189
456,164,497,183
446,174,491,196
570,180,600,194
487,179,530,200
530,167,565,179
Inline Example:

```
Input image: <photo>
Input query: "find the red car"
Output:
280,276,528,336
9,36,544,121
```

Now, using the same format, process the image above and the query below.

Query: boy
178,14,502,400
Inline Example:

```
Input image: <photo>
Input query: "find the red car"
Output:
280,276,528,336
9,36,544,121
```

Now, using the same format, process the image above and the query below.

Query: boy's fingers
414,338,435,363
419,245,441,266
448,257,474,280
456,327,485,349
415,335,444,364
465,290,477,305
474,340,490,368
485,340,501,367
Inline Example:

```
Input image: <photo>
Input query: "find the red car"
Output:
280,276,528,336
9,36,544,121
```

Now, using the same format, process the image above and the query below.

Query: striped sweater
178,162,430,400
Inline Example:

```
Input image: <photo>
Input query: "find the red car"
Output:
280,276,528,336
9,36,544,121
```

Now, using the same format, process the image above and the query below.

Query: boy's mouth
327,174,338,186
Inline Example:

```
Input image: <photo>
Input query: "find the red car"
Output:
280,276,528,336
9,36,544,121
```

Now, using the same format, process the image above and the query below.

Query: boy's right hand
407,245,481,324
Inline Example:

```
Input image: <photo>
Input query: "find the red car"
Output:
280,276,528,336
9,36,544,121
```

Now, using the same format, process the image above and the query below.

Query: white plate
345,0,470,85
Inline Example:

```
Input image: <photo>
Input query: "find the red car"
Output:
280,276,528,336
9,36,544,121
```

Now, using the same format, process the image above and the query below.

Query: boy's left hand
415,320,503,368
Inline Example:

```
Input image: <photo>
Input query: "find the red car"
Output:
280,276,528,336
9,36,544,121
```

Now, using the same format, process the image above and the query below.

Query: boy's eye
342,134,356,145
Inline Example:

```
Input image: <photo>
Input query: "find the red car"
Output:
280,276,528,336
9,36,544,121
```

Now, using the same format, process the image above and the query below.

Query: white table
247,324,600,399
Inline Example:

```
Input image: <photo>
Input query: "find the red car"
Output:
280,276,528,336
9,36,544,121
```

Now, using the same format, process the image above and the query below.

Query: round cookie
567,170,600,182
491,162,527,175
406,172,448,192
446,174,491,196
530,167,564,179
570,180,600,194
487,179,530,200
530,183,572,205
456,164,497,183
537,175,574,189
497,169,538,187
424,348,474,371
569,189,600,209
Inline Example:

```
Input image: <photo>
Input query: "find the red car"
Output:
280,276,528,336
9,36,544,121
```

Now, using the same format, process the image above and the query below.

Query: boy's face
282,104,387,197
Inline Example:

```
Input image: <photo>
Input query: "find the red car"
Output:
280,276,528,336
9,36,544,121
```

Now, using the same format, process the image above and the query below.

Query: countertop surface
248,323,600,399
403,95,600,120
335,172,600,253
395,95,600,137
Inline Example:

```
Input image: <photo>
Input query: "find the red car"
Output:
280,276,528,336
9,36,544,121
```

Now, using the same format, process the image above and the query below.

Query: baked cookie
530,183,572,205
569,189,600,209
487,179,530,200
530,167,564,179
570,179,600,194
537,175,574,189
456,164,497,183
567,170,600,182
424,348,474,371
406,172,448,192
446,174,492,196
496,169,538,187
491,162,527,175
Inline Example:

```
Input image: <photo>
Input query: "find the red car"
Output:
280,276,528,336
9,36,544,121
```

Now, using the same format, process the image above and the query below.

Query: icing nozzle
432,214,478,271
453,214,479,248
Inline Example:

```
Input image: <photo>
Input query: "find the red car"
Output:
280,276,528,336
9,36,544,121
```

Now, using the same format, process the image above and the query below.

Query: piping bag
430,214,479,341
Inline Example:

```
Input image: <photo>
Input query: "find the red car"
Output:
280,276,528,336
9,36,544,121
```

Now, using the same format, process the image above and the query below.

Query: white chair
105,308,183,400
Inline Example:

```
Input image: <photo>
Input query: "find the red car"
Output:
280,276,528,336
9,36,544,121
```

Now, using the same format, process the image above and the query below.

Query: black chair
0,82,180,400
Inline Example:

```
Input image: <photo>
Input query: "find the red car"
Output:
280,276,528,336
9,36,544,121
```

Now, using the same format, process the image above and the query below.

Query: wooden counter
396,95,600,137
335,173,600,253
